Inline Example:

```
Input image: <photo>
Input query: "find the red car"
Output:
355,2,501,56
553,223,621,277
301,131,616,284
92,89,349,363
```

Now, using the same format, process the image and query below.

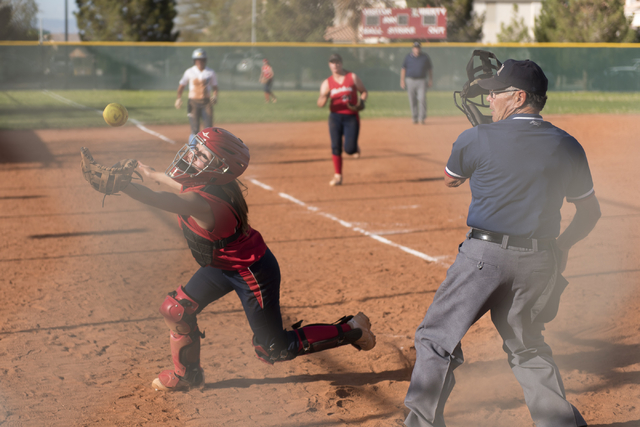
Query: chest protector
181,185,242,267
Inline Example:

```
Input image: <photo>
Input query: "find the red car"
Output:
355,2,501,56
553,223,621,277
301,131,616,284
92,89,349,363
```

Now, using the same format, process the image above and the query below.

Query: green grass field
1,90,639,130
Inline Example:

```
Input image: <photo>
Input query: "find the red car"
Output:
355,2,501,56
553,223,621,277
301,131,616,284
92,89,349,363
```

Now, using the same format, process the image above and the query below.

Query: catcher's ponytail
219,179,250,234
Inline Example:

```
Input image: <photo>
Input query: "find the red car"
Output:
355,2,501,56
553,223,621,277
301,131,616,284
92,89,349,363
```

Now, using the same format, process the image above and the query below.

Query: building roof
324,25,358,44
46,33,81,42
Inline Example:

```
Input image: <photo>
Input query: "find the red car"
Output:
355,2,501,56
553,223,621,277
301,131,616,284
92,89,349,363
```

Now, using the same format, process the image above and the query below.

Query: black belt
469,229,554,251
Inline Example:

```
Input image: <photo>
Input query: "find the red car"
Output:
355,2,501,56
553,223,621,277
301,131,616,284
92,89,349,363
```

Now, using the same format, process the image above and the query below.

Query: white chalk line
248,178,448,266
42,90,177,145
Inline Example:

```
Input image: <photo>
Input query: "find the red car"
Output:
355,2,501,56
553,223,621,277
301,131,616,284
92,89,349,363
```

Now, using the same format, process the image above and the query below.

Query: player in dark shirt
404,60,600,427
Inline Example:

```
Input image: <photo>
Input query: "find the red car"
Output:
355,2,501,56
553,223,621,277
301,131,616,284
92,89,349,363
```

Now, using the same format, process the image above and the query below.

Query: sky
36,0,79,34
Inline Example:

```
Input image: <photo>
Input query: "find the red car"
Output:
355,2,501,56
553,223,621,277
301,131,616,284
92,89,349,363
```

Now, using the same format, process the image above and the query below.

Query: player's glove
347,98,365,112
174,98,182,109
210,95,217,105
80,147,142,196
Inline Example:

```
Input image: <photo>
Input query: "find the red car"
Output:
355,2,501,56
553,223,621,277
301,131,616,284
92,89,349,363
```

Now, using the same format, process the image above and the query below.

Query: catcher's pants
187,98,213,136
404,237,587,427
182,248,299,356
405,77,427,123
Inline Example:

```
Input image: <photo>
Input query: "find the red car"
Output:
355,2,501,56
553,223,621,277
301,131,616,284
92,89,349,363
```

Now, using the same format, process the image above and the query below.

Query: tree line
1,0,637,43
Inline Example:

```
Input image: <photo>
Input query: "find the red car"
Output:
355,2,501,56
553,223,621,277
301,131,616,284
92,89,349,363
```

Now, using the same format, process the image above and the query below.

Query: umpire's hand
558,249,569,274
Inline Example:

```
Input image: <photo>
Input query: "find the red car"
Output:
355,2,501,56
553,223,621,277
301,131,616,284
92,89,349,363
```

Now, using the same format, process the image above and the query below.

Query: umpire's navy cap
478,59,548,96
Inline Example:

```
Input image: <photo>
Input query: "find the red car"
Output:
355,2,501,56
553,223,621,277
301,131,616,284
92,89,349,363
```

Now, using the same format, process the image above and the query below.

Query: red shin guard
294,323,354,354
252,315,370,364
169,329,202,378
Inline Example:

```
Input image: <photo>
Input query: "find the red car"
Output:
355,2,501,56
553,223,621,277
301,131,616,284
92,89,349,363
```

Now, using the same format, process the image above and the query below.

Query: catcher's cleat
346,312,376,351
329,174,343,186
152,367,204,391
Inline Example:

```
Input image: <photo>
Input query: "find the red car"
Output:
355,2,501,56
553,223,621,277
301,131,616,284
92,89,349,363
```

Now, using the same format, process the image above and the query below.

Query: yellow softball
103,103,128,127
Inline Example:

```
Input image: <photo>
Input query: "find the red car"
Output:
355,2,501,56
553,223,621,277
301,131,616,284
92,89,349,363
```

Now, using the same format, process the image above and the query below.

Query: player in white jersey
175,49,219,143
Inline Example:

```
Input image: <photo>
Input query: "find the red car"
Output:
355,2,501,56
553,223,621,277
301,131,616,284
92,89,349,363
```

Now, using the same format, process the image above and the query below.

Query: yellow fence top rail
1,41,640,48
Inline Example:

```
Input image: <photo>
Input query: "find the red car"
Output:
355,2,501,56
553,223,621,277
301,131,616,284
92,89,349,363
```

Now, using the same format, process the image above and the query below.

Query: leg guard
153,286,205,391
159,286,200,334
252,312,376,364
295,312,376,354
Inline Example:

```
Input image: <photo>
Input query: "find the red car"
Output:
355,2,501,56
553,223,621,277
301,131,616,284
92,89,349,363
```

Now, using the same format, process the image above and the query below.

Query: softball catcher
80,128,376,391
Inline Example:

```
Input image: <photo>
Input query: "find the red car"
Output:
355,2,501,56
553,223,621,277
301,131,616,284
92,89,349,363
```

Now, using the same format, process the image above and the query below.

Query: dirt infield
1,114,639,427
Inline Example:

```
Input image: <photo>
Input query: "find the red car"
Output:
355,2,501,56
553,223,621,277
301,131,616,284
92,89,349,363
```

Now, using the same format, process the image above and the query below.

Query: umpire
400,41,433,124
404,59,600,427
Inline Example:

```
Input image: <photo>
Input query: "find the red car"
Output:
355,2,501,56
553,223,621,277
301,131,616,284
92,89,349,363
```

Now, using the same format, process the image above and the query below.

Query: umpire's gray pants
404,237,587,427
406,77,427,123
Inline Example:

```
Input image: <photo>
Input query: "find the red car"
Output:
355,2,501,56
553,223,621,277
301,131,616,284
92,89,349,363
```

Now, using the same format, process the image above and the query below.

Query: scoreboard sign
362,8,447,40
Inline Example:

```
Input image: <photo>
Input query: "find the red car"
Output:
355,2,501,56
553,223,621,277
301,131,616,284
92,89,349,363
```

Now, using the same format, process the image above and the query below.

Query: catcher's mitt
347,98,365,112
80,147,141,196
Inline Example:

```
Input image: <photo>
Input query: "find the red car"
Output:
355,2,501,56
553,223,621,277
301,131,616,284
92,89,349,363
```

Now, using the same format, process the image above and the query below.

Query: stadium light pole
64,0,68,42
251,0,256,44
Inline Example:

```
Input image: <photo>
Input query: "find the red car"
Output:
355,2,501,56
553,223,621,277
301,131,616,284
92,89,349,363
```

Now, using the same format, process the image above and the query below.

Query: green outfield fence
1,41,639,92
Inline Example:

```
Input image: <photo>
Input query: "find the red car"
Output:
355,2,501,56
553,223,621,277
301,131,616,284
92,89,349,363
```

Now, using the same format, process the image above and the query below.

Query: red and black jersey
179,185,267,270
260,64,274,81
328,72,358,115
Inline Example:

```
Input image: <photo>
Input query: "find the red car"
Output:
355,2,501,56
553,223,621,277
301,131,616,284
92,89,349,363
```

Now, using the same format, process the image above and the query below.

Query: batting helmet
192,48,207,60
166,128,250,187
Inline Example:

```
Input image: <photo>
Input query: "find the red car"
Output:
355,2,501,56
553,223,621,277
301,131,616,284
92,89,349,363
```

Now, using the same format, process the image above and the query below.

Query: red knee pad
159,286,200,335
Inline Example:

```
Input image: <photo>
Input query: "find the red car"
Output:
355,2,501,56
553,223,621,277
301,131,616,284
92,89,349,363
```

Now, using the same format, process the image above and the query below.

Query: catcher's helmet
192,48,207,60
166,128,250,187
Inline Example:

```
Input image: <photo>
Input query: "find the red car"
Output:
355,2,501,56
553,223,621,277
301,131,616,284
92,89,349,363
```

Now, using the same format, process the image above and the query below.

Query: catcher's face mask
453,50,502,127
165,134,230,181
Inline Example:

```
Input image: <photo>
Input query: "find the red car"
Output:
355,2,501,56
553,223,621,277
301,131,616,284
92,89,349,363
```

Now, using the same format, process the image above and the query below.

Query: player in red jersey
259,58,277,103
119,127,376,391
318,53,368,186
